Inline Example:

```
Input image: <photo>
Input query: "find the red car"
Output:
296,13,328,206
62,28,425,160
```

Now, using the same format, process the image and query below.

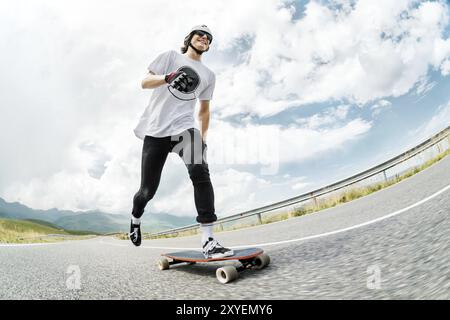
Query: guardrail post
383,170,388,183
256,213,262,225
311,193,319,209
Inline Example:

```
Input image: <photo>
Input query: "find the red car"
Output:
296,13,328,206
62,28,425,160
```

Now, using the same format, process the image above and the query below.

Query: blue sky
0,0,449,218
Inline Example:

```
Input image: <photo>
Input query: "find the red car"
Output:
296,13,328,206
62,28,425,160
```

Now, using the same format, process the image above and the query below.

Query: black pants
132,128,217,224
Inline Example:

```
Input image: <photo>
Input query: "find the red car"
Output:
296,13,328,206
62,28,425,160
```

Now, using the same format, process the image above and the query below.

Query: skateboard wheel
253,253,270,270
158,258,170,270
216,266,239,284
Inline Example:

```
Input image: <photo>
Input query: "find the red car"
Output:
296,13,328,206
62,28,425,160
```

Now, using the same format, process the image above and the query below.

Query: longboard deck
158,248,270,283
162,247,264,263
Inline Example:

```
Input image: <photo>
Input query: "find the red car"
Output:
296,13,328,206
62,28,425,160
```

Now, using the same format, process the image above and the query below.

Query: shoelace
204,239,225,252
130,228,138,240
214,240,224,249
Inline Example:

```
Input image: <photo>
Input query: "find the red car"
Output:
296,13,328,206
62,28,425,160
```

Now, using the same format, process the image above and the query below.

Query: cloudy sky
1,0,449,219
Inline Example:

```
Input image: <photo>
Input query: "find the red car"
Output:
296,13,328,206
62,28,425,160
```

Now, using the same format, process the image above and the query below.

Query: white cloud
279,118,372,163
213,0,450,117
206,112,371,169
295,105,351,129
371,100,392,109
440,59,450,76
408,100,450,142
371,99,392,117
3,119,142,213
415,77,437,96
291,178,310,191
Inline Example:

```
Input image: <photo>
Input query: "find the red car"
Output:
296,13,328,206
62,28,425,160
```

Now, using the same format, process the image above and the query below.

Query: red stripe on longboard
162,248,264,263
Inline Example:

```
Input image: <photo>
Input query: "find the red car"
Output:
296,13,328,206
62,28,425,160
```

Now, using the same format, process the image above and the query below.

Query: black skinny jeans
132,128,217,224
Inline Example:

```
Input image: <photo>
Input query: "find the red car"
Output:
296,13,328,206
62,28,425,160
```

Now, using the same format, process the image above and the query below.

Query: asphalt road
0,155,449,300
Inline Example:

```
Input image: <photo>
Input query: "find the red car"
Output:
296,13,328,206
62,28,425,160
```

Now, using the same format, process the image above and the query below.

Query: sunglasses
194,30,212,43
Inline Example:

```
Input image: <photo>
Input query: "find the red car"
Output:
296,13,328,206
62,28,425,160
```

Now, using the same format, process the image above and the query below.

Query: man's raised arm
141,71,166,89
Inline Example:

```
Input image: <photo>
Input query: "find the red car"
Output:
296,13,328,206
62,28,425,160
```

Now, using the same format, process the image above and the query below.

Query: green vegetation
0,218,95,243
116,233,129,240
140,147,449,240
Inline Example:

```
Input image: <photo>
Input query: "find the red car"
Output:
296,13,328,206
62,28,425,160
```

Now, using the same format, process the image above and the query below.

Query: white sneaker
202,237,234,259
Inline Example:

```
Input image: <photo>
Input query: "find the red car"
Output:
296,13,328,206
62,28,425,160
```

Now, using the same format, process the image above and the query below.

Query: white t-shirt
134,50,216,139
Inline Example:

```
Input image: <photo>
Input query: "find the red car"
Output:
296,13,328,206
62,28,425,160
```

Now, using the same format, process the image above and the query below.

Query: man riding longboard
130,25,234,259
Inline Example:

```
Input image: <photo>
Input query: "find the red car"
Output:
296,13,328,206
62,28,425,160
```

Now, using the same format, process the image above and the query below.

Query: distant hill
142,213,196,233
53,212,195,234
0,197,195,234
0,198,74,222
23,219,62,229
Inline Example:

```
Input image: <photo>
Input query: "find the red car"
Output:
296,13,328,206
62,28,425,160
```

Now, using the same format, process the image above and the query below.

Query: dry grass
0,219,94,243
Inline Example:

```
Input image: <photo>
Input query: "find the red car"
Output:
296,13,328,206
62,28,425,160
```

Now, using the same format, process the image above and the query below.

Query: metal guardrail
148,126,450,238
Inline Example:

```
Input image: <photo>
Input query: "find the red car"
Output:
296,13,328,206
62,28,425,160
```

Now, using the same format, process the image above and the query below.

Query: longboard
158,248,270,284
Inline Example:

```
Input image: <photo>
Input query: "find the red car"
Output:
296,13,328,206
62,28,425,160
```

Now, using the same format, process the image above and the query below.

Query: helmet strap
189,42,208,55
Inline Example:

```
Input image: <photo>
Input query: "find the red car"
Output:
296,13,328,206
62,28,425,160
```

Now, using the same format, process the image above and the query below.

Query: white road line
99,183,450,251
0,242,65,248
0,239,91,248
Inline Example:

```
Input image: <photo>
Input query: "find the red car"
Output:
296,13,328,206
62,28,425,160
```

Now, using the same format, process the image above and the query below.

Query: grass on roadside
0,219,95,244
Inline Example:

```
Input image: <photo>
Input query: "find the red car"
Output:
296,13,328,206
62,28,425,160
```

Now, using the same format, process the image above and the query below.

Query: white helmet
186,25,213,43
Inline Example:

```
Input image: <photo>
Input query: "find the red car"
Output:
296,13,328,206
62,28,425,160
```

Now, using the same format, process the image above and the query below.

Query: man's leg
171,128,217,224
130,136,170,246
172,128,233,258
187,162,219,249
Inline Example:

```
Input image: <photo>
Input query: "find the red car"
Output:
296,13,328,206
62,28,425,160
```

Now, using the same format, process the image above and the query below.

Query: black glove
165,71,194,93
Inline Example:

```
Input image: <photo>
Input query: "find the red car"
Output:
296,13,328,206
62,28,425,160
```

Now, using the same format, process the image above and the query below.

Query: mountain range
0,197,196,234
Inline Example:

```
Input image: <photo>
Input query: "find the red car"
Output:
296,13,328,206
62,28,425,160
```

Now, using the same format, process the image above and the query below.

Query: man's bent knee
134,188,156,203
188,164,210,183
